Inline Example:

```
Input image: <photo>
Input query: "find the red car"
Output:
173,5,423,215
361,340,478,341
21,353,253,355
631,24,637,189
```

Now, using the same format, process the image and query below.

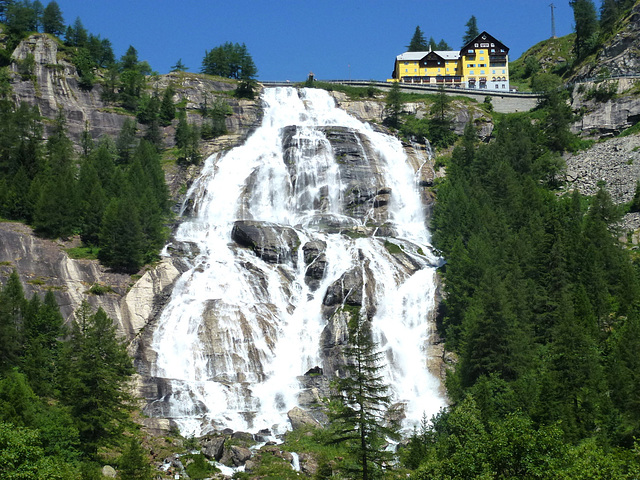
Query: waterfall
146,87,446,437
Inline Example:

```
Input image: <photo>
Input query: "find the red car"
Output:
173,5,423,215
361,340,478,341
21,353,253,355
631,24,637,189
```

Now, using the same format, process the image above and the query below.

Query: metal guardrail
261,79,543,98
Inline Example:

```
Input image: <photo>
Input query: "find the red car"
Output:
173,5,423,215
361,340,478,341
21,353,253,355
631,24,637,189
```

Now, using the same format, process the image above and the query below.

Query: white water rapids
148,87,446,437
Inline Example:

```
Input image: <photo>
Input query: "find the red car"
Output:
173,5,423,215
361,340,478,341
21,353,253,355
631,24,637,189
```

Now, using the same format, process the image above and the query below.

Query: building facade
390,31,510,91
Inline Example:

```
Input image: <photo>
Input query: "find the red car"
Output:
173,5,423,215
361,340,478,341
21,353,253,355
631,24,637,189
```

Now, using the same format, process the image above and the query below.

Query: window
405,69,408,73
492,70,496,74
479,64,486,67
480,57,485,61
502,70,506,74
414,69,417,72
468,49,474,54
404,62,408,65
467,64,475,68
481,70,485,74
470,70,474,75
502,84,506,89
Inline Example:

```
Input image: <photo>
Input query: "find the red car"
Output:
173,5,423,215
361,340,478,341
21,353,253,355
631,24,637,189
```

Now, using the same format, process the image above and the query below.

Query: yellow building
390,31,510,91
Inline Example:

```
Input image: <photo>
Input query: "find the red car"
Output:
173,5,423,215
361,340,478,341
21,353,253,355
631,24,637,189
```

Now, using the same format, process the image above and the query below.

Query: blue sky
54,0,579,82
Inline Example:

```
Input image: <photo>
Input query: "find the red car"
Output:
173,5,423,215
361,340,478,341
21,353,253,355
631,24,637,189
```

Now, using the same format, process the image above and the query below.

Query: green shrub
184,454,219,479
87,283,114,295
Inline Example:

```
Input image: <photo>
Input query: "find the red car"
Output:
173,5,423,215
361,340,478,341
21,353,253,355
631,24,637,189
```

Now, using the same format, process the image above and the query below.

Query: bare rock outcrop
0,222,129,330
572,2,640,82
564,133,640,204
9,34,262,151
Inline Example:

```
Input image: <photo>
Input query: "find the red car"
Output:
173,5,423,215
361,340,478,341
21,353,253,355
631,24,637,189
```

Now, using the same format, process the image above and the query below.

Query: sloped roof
396,51,429,61
396,50,461,62
461,31,509,52
433,50,460,60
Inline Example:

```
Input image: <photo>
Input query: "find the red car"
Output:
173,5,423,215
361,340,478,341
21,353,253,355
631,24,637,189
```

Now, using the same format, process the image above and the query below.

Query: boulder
201,436,225,461
101,465,116,478
231,220,300,265
221,445,252,467
287,406,321,430
299,452,319,476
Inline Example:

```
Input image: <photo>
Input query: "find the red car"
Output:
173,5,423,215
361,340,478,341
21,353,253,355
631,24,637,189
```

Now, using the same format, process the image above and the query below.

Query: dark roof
460,31,509,53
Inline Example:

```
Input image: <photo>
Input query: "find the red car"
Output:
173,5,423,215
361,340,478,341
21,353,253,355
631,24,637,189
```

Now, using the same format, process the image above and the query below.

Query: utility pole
550,3,557,39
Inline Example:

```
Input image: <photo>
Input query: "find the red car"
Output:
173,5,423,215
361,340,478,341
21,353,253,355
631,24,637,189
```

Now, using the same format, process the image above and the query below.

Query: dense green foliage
0,272,138,476
201,42,258,98
0,92,170,272
462,15,479,46
407,26,450,52
416,104,640,476
570,0,600,60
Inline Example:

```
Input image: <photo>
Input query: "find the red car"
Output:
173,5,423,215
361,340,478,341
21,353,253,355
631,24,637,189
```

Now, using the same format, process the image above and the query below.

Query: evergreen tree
608,311,640,446
0,270,25,372
32,0,43,31
116,118,138,164
98,196,144,273
159,83,176,126
428,86,456,148
407,26,428,51
32,110,79,238
6,1,38,33
600,0,620,32
383,80,403,129
436,39,451,50
118,437,152,480
570,0,599,59
42,0,64,36
21,290,64,396
118,46,146,111
77,160,107,246
328,313,399,480
59,302,134,455
201,42,257,82
462,15,479,45
170,58,188,72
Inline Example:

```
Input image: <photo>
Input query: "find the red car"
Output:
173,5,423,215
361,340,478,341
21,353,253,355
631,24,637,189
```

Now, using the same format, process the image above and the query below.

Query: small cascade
291,452,301,472
146,87,445,437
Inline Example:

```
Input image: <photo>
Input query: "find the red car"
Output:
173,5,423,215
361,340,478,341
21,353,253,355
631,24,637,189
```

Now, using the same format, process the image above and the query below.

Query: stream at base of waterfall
146,87,446,438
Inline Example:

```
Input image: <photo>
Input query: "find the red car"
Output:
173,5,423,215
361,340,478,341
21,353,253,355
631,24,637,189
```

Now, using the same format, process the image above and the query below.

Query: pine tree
59,302,134,455
118,437,152,480
462,15,479,46
407,26,428,51
77,160,107,247
384,81,403,129
98,196,144,273
328,313,399,480
600,0,620,32
159,84,176,126
570,0,599,59
21,290,65,397
116,118,138,164
170,58,188,72
0,270,25,372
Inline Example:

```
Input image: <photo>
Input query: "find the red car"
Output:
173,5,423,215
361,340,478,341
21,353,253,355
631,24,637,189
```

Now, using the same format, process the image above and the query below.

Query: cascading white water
148,87,446,437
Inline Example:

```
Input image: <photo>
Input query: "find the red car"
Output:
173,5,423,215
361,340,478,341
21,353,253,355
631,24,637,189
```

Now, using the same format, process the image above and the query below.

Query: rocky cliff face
1,34,263,345
570,3,640,137
9,34,261,148
573,2,640,82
